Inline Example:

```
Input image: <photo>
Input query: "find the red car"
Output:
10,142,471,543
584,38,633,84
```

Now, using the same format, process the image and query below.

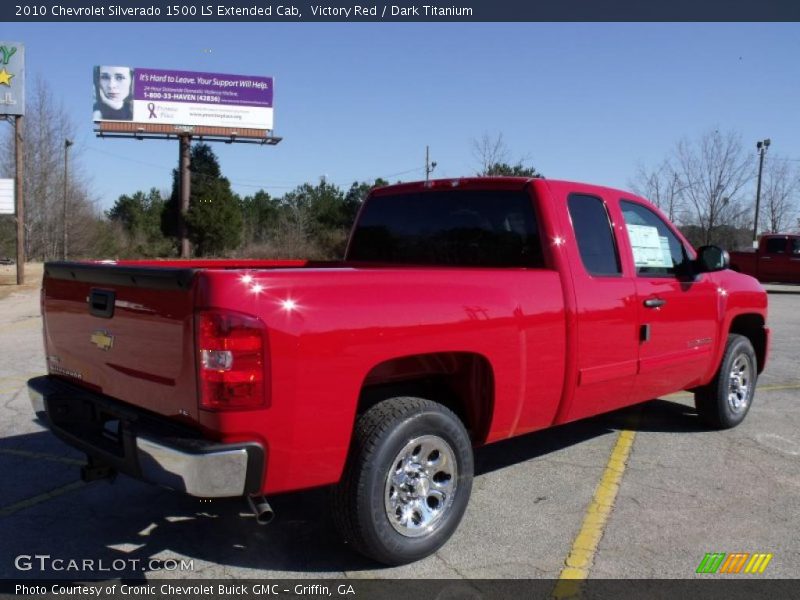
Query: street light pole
753,138,770,248
63,139,73,260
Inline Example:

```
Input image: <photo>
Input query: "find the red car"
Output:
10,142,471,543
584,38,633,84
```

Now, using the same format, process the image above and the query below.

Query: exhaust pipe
247,495,275,525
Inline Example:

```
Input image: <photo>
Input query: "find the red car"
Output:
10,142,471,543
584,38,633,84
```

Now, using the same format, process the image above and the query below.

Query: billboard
0,42,24,116
93,66,274,130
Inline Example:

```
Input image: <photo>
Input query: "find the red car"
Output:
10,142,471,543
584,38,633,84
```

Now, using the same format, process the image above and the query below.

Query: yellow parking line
551,380,796,596
552,429,637,598
2,318,40,332
0,372,44,394
665,382,800,400
757,382,800,393
0,448,84,466
0,480,86,517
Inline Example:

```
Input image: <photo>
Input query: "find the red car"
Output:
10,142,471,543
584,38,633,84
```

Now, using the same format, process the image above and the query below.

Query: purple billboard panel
94,66,274,130
133,68,273,107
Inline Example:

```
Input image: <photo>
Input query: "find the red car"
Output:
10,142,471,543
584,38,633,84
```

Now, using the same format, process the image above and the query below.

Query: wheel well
358,352,494,444
729,314,767,373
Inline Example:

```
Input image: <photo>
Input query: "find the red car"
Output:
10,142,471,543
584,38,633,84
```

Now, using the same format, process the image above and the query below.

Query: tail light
196,309,268,410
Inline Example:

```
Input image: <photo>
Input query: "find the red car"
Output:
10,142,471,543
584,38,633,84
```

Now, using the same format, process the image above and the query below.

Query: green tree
162,143,242,256
0,217,14,259
107,188,172,257
240,190,280,245
472,132,543,178
485,162,542,178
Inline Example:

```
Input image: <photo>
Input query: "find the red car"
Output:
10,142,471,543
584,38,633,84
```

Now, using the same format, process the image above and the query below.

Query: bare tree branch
759,157,800,234
672,129,754,246
472,132,510,176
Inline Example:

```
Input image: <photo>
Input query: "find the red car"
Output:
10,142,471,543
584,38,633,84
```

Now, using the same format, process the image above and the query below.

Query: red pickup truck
729,234,800,283
29,178,769,565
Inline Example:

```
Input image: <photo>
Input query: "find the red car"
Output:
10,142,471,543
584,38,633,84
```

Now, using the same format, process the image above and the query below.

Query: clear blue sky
7,22,800,210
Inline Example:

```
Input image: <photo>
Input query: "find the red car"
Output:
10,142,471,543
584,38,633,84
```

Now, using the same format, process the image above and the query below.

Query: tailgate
42,262,200,421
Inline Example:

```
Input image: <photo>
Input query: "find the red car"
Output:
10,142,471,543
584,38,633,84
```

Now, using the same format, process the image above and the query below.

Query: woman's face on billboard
98,67,131,109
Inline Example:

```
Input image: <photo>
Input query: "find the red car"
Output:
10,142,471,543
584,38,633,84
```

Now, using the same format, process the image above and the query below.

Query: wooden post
179,134,191,258
15,115,24,285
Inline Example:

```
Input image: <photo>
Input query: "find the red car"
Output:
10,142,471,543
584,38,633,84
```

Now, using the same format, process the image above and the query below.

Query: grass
0,263,44,301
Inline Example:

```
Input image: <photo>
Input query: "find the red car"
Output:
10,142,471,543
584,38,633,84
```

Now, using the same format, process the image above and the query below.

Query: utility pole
753,138,770,248
15,116,24,284
179,134,192,258
63,139,73,260
425,145,437,181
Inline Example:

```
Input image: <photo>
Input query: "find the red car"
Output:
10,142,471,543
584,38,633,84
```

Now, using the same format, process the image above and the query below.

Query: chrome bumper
135,436,250,497
28,376,264,498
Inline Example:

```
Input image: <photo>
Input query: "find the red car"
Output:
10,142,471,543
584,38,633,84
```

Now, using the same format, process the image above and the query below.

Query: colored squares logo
697,552,773,574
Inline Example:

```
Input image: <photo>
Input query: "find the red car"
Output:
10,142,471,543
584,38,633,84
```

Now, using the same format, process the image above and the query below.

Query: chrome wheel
728,354,752,414
384,434,458,538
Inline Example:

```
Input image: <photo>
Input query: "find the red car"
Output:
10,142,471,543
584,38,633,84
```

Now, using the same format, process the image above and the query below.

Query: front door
619,200,720,401
759,236,790,283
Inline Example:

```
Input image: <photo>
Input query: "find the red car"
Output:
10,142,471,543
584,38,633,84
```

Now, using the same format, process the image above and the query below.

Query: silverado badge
90,330,114,351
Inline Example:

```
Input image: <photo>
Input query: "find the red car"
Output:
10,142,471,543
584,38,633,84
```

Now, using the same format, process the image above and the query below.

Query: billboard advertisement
93,66,274,130
0,42,24,116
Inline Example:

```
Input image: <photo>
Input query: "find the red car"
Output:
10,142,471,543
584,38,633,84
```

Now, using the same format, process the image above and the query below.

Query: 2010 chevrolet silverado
29,177,769,565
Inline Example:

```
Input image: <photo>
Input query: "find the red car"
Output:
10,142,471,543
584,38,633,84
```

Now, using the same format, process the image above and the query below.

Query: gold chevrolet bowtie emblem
90,330,114,351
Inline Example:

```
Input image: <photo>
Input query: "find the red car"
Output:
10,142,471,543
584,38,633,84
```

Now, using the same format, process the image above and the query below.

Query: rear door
618,199,719,401
561,192,639,420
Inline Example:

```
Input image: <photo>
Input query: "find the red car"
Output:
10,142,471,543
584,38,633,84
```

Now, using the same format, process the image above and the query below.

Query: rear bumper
28,376,264,498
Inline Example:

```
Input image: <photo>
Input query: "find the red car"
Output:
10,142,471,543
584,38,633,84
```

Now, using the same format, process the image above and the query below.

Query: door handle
643,297,666,309
761,256,772,260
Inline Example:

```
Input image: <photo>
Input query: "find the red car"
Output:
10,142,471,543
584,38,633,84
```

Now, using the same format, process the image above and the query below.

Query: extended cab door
618,199,720,401
559,192,639,421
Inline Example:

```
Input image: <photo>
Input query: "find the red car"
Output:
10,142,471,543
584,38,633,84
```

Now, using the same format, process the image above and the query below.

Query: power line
83,145,426,193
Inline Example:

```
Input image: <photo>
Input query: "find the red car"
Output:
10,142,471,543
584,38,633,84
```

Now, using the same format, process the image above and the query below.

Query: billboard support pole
179,134,191,258
15,115,24,285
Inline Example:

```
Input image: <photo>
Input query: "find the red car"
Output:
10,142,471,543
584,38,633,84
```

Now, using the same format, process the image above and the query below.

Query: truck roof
371,177,648,203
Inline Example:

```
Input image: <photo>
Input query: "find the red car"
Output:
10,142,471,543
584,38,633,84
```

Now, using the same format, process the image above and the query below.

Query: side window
620,200,691,277
567,194,621,276
765,238,787,254
791,239,800,255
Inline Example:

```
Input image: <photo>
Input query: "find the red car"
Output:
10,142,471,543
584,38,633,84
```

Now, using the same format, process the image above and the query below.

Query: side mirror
696,245,730,273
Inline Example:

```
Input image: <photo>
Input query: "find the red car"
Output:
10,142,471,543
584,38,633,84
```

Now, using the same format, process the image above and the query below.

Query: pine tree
161,143,242,256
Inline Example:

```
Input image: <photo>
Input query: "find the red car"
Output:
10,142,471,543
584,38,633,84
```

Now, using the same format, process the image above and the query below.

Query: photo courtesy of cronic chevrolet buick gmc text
28,177,769,565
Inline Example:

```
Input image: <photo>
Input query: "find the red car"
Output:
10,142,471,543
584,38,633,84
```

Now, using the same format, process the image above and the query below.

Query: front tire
331,397,473,565
695,334,757,429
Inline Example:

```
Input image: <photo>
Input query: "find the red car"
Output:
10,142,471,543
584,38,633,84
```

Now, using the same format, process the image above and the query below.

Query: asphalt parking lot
1,265,798,581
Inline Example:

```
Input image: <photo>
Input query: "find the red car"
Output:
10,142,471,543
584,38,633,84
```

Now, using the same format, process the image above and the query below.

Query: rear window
347,190,544,268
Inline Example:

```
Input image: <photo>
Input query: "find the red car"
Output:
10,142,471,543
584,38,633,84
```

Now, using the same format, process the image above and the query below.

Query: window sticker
626,224,671,268
659,236,673,267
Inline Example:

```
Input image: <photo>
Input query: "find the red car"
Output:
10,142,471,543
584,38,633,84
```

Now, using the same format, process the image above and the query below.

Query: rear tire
331,397,473,565
694,334,757,429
